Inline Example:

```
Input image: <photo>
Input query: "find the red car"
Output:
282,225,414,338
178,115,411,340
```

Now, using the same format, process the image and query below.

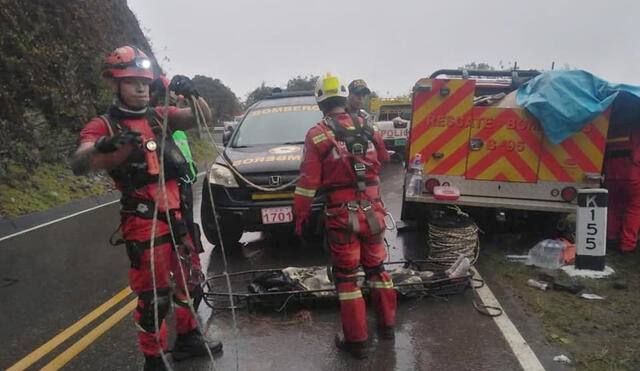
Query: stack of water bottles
526,239,567,269
406,153,424,197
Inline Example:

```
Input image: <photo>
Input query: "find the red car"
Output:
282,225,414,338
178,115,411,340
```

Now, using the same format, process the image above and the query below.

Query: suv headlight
208,164,239,188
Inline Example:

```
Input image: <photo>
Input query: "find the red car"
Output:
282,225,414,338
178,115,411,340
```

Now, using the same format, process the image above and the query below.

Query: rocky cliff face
0,0,157,218
0,0,156,181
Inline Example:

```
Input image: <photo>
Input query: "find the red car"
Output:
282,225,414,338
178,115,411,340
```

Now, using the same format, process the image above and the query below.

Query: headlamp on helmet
102,46,154,81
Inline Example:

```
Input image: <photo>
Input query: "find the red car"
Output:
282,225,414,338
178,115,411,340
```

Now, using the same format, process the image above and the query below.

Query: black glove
169,75,199,98
94,131,142,153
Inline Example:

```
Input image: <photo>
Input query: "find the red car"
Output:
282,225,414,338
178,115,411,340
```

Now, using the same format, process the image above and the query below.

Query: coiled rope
426,206,480,269
426,207,502,317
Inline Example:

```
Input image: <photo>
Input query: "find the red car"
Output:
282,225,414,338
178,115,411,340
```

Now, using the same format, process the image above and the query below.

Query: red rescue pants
326,201,397,342
126,217,202,356
606,179,640,251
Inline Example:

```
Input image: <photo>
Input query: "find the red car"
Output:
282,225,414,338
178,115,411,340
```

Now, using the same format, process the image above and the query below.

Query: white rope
195,104,299,192
427,207,480,270
148,90,174,370
192,96,241,371
156,93,218,370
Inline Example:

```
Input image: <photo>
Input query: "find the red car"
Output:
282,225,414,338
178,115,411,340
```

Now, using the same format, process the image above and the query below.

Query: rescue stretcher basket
201,260,473,312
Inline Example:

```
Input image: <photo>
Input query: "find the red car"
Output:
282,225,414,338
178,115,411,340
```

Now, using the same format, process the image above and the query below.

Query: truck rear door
465,107,543,182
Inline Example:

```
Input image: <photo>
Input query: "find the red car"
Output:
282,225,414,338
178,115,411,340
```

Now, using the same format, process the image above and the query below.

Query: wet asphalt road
1,162,566,371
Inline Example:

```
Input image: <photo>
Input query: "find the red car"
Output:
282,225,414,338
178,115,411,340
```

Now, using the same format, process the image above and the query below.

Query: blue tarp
515,70,640,144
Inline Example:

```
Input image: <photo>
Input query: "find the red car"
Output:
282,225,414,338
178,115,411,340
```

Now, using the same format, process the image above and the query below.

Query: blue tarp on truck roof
515,70,640,144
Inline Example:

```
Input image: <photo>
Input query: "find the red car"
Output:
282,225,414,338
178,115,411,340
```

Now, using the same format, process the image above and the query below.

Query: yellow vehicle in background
370,97,412,158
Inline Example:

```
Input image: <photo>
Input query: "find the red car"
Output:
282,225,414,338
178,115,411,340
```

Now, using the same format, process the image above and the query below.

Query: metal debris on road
527,279,550,291
553,354,572,364
580,293,605,300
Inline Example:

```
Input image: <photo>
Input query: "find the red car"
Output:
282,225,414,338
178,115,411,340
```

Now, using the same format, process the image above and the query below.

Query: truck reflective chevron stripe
294,186,316,198
338,289,363,301
369,280,394,289
465,107,543,183
409,79,475,176
538,109,610,182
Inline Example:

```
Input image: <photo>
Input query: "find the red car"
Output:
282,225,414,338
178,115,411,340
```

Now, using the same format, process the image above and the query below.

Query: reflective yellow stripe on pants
369,280,394,289
338,289,363,301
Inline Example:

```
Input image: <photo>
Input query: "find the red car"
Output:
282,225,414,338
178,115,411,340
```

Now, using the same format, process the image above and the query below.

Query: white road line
0,200,120,243
0,171,209,243
473,268,546,371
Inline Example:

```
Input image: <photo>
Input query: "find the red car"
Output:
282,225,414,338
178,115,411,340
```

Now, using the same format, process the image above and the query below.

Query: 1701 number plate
261,206,293,224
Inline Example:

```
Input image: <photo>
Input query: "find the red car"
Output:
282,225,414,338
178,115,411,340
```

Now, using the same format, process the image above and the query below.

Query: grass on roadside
482,239,640,371
0,135,219,220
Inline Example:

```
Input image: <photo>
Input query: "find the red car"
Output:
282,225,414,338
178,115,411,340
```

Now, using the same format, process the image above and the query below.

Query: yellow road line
7,287,133,371
40,298,138,370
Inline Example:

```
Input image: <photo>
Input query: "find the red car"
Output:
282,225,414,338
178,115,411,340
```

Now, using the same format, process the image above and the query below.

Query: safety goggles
103,57,152,70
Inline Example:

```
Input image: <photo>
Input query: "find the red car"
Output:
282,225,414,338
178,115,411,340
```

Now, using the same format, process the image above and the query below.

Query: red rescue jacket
294,112,389,225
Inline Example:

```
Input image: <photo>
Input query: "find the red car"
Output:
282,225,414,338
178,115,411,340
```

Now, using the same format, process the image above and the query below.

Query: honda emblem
269,176,281,186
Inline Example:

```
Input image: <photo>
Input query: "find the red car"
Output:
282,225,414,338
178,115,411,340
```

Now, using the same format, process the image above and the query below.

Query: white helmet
315,73,348,103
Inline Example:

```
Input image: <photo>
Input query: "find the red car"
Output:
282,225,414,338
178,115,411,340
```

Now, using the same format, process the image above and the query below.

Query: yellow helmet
315,73,348,103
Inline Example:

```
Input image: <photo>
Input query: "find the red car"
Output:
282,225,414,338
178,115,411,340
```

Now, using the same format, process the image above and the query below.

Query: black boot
172,329,223,361
377,325,395,340
334,333,368,360
144,355,168,371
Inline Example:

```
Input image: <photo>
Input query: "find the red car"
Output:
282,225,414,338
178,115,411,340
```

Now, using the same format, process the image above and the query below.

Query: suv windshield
232,104,322,147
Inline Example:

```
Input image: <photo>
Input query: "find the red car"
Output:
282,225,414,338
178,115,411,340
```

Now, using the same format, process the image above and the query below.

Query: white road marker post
575,188,607,270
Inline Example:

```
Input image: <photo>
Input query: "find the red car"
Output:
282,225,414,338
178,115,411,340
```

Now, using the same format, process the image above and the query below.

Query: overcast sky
127,0,640,100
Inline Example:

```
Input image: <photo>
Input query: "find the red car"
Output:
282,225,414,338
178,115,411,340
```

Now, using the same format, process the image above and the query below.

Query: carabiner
384,212,397,231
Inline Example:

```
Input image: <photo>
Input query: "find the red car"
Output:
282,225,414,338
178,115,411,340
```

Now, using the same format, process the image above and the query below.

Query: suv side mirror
223,128,233,146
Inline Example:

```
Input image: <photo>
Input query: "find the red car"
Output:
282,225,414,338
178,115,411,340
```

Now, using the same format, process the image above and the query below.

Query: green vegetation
188,133,219,168
0,0,237,220
193,75,242,123
0,134,218,220
481,242,640,370
0,163,113,219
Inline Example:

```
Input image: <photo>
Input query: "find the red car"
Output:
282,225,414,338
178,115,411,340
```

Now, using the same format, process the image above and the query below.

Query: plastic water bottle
526,239,567,269
406,154,424,197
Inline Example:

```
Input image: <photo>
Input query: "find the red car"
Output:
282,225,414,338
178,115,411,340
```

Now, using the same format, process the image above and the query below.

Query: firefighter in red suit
70,46,220,370
294,73,397,359
604,124,640,253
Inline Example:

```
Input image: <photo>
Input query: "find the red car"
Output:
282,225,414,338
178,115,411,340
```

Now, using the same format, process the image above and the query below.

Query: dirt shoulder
477,234,640,371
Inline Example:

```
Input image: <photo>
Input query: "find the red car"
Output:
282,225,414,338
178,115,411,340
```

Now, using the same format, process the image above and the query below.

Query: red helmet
102,46,154,81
